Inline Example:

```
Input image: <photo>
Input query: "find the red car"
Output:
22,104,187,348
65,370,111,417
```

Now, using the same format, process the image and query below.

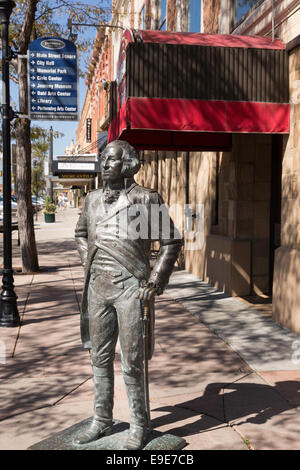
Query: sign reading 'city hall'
28,37,78,121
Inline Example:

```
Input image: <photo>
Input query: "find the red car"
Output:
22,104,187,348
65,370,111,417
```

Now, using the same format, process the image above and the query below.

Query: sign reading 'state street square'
28,37,78,121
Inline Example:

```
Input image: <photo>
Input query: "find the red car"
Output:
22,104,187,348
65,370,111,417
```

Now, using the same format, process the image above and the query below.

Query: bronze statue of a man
74,140,182,449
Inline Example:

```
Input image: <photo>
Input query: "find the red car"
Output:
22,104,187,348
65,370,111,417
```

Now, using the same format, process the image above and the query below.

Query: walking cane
142,299,151,431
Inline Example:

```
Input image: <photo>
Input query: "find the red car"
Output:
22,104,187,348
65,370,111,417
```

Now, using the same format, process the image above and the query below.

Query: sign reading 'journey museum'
28,37,78,121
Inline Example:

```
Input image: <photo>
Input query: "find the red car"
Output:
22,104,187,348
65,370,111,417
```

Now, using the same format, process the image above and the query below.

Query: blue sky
236,1,258,23
4,0,255,158
7,0,112,158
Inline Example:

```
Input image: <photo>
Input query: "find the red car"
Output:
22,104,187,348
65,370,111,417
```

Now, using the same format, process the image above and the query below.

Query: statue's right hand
135,285,156,304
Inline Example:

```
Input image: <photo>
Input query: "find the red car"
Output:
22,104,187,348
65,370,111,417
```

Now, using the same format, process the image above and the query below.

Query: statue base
28,417,187,451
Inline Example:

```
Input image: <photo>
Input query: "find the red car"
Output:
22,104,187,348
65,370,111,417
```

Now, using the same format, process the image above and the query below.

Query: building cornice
232,0,300,38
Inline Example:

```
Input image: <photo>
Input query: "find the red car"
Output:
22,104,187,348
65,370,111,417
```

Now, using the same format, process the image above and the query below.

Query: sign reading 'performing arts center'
28,37,78,121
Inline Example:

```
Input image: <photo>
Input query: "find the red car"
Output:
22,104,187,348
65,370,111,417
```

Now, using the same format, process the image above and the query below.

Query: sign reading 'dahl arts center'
28,37,78,121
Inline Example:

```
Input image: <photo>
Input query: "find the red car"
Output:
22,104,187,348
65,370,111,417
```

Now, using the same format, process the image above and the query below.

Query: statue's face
101,144,123,183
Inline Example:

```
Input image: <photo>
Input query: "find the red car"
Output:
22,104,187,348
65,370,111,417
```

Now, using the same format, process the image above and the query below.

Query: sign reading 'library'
28,37,78,121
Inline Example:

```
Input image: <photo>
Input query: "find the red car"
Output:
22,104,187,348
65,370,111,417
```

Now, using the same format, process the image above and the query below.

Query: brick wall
280,45,300,248
218,135,272,294
167,0,177,31
202,0,221,33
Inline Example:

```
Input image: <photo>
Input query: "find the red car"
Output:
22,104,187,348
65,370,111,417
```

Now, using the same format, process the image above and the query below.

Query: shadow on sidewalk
13,282,82,317
36,239,77,253
36,265,82,273
150,380,300,439
148,298,252,388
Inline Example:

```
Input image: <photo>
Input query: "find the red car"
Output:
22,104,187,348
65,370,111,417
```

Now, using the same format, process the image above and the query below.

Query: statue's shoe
74,420,113,445
124,425,148,450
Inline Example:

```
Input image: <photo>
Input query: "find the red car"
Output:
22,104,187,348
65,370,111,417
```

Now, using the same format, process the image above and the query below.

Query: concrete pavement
0,207,300,450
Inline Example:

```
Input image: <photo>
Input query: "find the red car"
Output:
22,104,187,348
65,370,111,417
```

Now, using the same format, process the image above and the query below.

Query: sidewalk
0,207,300,450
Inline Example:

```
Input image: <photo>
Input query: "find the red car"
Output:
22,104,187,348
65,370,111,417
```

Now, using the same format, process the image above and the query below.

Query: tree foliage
2,0,111,273
31,127,62,196
9,0,111,79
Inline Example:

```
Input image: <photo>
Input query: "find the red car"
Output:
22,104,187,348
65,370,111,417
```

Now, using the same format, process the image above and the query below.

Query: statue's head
101,140,141,183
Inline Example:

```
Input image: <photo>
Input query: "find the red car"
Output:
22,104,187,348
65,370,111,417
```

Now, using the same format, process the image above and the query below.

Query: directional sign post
28,37,78,121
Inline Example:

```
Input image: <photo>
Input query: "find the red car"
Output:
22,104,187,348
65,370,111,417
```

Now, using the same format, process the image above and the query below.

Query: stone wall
273,45,300,334
280,47,300,249
135,132,273,298
234,134,272,295
136,149,216,282
201,134,272,296
185,151,215,280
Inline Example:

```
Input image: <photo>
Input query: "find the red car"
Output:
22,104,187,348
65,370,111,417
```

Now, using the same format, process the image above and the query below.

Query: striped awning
108,29,289,150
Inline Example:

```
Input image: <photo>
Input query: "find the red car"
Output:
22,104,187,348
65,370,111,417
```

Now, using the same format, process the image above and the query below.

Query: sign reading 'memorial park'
28,37,78,121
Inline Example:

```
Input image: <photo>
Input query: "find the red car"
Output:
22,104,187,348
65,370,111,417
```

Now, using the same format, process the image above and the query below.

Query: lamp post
48,126,53,202
0,0,20,327
33,160,38,222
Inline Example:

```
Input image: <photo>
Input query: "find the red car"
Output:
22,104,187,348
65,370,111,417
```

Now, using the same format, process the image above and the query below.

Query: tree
31,126,62,197
5,0,110,272
31,158,45,198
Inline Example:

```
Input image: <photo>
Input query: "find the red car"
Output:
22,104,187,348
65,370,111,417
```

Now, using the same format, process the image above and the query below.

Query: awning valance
108,29,289,150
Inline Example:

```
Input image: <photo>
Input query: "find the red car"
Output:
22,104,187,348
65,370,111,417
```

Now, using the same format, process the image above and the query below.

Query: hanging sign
28,37,78,121
86,118,92,142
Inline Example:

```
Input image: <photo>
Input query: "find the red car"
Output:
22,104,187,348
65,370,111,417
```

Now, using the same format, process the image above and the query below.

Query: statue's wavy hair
102,140,141,177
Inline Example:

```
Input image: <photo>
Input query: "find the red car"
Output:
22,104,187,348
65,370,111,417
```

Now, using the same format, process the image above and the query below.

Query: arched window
140,4,146,29
234,0,260,25
159,0,167,30
188,0,202,33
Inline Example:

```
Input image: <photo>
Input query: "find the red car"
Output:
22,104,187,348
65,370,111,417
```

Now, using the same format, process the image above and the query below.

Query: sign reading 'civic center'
28,37,78,121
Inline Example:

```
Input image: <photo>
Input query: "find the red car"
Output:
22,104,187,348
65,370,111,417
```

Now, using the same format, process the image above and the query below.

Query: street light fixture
0,0,20,327
67,15,124,42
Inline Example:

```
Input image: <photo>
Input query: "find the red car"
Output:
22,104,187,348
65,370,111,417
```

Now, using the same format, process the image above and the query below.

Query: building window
234,0,260,25
123,0,129,14
188,0,202,33
140,4,146,29
159,0,167,31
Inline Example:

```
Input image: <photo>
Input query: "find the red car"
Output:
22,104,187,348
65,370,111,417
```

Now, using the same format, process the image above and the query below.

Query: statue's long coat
75,180,182,356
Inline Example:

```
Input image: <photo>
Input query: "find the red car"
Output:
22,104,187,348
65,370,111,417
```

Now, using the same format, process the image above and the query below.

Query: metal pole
142,301,151,430
271,0,275,42
48,126,53,202
0,0,20,327
35,176,38,221
33,161,38,222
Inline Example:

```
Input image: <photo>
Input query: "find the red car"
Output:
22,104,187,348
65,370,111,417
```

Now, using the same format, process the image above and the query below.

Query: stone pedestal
28,418,187,451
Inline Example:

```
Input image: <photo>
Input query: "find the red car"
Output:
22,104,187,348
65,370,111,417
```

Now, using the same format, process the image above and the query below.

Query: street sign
86,118,92,142
51,160,101,176
58,173,95,179
28,37,78,121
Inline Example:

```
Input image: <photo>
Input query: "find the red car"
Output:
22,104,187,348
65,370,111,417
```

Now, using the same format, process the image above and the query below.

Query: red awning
108,97,289,150
135,29,286,50
108,30,289,150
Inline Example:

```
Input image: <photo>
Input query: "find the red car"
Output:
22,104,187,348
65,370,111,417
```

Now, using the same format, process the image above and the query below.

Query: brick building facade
76,0,300,334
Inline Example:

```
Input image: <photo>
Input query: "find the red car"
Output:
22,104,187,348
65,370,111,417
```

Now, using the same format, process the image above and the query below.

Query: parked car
37,197,45,206
0,195,18,214
32,196,43,211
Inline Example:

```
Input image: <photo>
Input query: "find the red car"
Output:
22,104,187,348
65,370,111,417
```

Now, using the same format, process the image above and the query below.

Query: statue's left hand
135,284,157,303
